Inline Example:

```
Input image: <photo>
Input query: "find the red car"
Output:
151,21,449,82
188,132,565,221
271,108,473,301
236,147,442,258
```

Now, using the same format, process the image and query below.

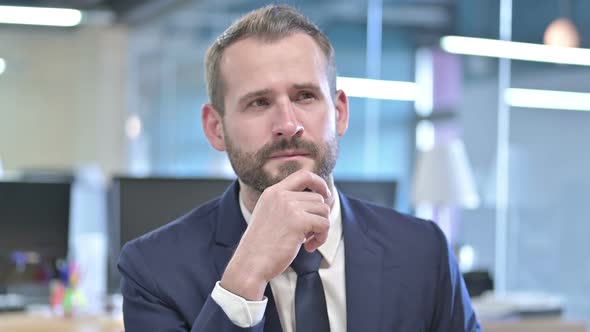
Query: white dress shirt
211,190,347,331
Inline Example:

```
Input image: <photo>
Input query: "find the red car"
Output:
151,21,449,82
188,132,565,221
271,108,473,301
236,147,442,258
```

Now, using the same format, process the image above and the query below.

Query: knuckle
313,193,325,202
293,208,306,221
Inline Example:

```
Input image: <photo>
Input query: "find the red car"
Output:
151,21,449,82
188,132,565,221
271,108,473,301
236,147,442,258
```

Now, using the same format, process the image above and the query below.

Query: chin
261,164,297,183
273,159,315,174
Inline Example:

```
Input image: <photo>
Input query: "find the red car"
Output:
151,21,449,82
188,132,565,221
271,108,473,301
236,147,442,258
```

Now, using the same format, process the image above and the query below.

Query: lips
269,150,310,159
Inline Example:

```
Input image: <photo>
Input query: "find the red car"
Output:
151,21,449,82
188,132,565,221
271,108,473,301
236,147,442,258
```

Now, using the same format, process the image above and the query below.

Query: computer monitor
109,177,234,249
334,179,397,208
0,181,71,295
0,181,71,258
107,176,233,292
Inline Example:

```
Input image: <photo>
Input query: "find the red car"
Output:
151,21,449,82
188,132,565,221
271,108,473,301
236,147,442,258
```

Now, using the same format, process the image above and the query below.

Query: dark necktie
291,248,331,332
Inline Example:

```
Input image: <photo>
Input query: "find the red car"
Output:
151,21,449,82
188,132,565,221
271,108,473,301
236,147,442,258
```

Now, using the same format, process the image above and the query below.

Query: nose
271,100,304,138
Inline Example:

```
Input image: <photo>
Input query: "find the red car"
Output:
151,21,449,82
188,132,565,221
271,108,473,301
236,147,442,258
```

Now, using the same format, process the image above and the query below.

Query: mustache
256,138,319,160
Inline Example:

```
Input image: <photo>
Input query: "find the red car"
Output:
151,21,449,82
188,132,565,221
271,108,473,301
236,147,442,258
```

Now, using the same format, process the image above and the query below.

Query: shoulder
344,195,441,238
117,197,226,317
343,195,446,259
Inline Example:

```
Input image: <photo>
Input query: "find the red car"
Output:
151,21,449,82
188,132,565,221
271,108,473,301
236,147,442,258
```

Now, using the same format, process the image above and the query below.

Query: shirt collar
238,187,342,266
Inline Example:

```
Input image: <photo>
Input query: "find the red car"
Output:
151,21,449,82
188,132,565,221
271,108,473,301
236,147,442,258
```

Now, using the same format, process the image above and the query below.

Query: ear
201,103,226,151
334,89,349,136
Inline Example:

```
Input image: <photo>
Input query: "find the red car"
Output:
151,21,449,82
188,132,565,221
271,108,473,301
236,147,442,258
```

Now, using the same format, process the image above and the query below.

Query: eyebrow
293,83,322,93
237,83,324,106
238,89,272,106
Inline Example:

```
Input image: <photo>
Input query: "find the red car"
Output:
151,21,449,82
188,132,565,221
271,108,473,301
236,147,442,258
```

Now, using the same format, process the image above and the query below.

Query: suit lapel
341,194,386,332
212,181,246,276
211,181,282,332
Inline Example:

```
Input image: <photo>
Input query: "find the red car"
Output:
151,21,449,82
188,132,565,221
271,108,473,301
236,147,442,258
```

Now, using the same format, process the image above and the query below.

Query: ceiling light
440,35,590,66
505,88,590,112
125,115,142,140
337,76,417,101
544,17,580,48
0,58,5,75
0,5,82,27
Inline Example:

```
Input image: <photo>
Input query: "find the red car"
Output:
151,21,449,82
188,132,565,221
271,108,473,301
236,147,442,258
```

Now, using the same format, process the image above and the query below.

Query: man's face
215,33,348,192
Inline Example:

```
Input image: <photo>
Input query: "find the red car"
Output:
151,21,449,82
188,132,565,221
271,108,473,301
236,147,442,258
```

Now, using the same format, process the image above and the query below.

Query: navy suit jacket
118,181,481,332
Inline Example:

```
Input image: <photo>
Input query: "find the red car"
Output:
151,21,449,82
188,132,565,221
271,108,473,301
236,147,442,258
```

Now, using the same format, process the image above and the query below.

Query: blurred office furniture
412,138,480,208
474,291,588,332
0,293,26,312
481,318,587,332
463,270,494,298
0,180,71,310
0,313,124,332
473,291,565,321
412,138,479,242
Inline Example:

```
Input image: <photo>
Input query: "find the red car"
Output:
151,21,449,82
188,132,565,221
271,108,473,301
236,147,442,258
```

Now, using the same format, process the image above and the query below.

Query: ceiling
0,0,589,48
0,0,181,22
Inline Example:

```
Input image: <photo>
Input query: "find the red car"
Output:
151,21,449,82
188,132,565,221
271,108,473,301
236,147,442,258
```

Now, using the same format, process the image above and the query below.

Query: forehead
219,33,328,99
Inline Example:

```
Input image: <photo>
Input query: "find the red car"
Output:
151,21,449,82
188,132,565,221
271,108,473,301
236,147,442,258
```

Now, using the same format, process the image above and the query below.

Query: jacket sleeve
429,222,482,332
117,241,266,332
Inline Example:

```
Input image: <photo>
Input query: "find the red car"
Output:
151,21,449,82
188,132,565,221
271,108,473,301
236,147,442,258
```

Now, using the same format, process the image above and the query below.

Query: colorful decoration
49,260,87,316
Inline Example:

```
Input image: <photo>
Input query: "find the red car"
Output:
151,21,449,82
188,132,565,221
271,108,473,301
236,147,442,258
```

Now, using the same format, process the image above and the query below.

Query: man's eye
297,92,315,101
250,98,269,107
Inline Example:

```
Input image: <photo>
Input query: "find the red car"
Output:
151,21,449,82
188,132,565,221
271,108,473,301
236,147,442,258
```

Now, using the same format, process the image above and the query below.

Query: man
118,5,481,332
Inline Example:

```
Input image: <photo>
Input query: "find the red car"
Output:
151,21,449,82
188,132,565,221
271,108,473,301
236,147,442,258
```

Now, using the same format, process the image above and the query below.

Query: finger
288,191,326,203
276,170,331,200
302,215,330,243
303,226,329,252
304,236,324,252
300,201,330,219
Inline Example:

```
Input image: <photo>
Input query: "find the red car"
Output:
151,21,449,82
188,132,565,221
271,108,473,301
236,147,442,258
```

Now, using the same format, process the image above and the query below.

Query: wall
0,24,128,177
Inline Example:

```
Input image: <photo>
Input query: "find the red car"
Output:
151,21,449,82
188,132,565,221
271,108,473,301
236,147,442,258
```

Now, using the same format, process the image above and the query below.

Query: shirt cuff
211,281,268,327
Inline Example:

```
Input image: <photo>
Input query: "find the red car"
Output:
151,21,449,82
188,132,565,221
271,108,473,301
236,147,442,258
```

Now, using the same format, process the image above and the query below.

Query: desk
1,313,587,332
481,318,588,332
0,313,124,332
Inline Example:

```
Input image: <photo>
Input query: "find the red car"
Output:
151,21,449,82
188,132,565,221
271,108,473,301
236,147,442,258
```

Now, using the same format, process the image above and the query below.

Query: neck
239,175,336,214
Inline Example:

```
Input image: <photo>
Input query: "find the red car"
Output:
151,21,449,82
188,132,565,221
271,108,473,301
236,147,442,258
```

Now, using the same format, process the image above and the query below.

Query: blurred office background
1,0,589,328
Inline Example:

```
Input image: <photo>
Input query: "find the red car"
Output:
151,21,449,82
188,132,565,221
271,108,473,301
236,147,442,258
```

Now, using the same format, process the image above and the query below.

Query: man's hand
220,170,332,301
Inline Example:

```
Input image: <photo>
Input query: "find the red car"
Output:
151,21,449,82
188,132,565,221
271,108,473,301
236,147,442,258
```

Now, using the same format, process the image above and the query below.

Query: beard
224,134,338,193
